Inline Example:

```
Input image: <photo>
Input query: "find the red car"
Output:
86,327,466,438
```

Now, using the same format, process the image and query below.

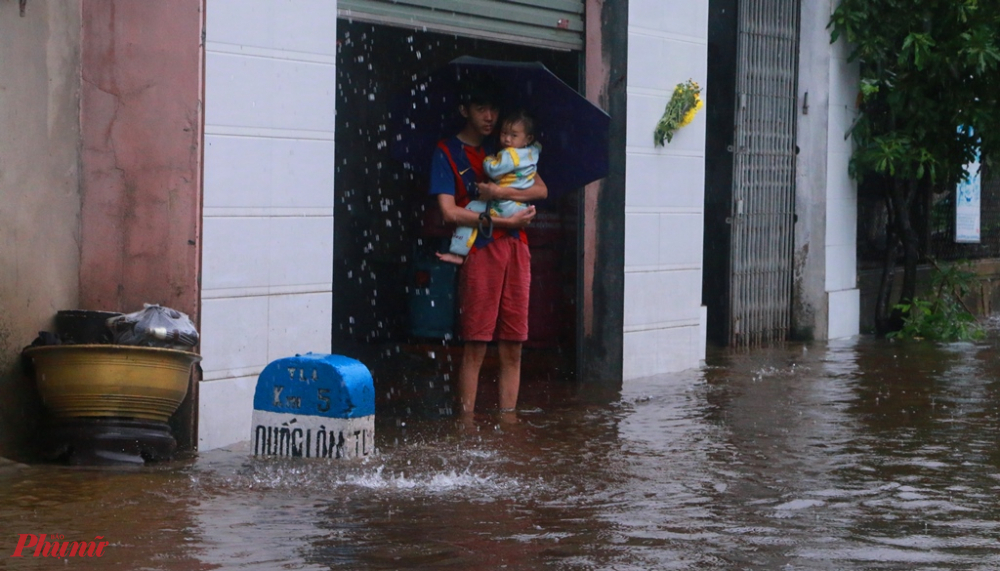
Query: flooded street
3,336,1000,570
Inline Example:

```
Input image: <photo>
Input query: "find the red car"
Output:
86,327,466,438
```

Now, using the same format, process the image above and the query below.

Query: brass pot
23,344,201,423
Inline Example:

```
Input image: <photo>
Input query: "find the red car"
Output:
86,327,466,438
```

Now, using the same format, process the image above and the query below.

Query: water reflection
2,336,1000,569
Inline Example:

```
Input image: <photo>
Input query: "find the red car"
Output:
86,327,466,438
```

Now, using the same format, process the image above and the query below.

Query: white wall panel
623,324,703,380
204,136,273,208
201,218,271,290
826,107,855,157
825,151,855,203
825,244,857,292
623,212,704,270
657,214,703,267
829,63,857,112
198,376,258,450
623,0,709,378
625,92,669,150
266,292,334,362
826,197,856,248
268,217,335,287
625,154,706,209
201,0,336,450
825,36,859,337
624,213,660,267
204,135,336,209
828,288,860,339
624,270,703,327
629,0,709,40
206,0,339,54
200,296,270,378
206,54,336,132
627,35,707,94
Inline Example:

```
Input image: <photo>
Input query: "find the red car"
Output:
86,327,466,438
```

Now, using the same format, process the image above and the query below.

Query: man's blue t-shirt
429,137,524,250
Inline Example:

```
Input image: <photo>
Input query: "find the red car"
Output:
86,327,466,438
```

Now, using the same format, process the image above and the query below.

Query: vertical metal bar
750,0,756,345
750,0,758,345
775,0,785,344
781,0,795,342
768,0,777,344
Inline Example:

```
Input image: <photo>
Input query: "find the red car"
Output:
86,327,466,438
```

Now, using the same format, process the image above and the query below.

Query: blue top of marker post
253,353,375,418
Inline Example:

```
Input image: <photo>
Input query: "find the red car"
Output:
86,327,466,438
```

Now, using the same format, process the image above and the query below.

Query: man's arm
437,194,487,227
437,194,537,230
477,173,548,202
492,205,537,229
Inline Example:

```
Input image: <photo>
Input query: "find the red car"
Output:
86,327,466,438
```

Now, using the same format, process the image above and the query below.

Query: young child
437,109,541,265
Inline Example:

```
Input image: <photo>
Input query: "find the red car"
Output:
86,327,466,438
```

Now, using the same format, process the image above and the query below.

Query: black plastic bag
107,304,199,349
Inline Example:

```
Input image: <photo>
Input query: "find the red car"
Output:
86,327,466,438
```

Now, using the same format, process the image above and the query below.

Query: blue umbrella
390,56,610,199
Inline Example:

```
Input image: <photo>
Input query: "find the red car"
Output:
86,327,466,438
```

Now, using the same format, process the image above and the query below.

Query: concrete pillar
793,0,860,340
580,0,628,383
0,0,82,459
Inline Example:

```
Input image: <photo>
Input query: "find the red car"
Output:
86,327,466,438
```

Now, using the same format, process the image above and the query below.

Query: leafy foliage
829,0,1000,333
653,80,703,146
830,0,1000,186
888,260,986,341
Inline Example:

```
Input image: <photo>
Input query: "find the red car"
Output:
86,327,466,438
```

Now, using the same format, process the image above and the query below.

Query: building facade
0,0,858,457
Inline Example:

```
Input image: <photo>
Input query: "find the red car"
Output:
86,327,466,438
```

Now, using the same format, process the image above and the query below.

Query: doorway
332,21,581,414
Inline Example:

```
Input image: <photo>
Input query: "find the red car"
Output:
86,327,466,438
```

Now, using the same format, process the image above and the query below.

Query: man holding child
428,77,548,418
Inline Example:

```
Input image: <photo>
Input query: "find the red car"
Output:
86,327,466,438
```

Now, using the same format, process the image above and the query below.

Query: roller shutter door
338,0,585,51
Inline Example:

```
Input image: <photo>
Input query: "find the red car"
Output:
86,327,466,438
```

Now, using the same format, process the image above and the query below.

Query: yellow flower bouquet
653,80,703,146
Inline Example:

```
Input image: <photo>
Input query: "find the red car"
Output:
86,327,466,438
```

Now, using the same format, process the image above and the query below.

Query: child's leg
448,226,475,257
436,251,466,265
465,200,489,214
445,200,489,259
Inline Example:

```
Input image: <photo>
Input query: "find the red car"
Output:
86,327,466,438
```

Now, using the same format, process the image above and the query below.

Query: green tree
830,0,1000,333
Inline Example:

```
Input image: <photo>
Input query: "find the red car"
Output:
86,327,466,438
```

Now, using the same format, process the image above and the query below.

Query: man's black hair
458,73,502,108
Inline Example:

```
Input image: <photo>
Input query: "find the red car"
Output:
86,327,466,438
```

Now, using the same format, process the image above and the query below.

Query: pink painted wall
79,0,203,321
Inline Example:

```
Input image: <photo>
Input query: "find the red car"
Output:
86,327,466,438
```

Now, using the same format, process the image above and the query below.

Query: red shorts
458,236,531,342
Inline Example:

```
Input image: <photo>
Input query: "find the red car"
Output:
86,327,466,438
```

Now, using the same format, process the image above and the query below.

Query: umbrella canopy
390,56,610,199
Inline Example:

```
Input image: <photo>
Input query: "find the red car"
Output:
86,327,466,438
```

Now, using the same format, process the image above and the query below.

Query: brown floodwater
2,335,999,570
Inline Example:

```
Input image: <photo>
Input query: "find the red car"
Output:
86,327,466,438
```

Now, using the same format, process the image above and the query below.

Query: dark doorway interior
702,0,738,346
333,21,581,414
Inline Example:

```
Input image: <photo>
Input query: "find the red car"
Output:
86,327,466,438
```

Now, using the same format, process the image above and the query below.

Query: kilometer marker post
251,353,374,459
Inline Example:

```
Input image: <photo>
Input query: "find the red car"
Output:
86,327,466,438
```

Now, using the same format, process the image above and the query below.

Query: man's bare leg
458,341,488,415
497,340,523,411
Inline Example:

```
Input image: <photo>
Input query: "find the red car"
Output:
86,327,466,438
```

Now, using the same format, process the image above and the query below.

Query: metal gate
728,0,800,346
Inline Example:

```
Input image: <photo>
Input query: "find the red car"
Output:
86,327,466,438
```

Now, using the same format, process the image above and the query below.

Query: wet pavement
2,335,1000,570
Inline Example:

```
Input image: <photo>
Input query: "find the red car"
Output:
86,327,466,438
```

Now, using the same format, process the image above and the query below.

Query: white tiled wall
197,375,258,450
200,0,337,450
825,24,860,339
623,0,709,379
828,288,860,339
